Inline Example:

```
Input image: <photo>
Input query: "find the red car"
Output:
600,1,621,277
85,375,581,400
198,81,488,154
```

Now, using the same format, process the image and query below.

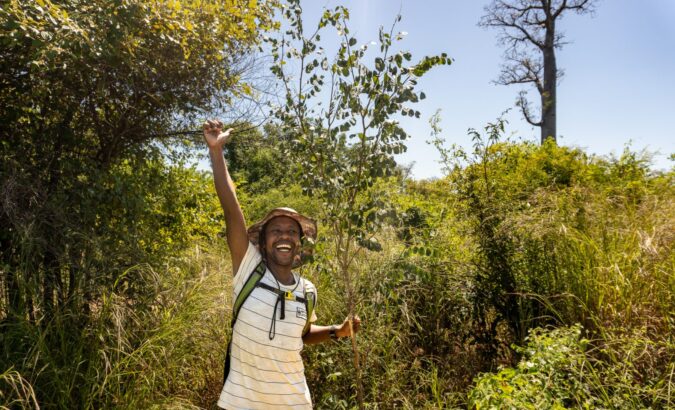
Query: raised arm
203,119,249,274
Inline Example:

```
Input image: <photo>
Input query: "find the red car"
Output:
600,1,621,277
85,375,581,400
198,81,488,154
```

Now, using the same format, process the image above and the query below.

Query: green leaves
357,236,382,252
267,5,450,237
267,15,452,402
411,53,452,77
406,246,438,258
375,57,385,72
469,325,590,409
0,0,277,323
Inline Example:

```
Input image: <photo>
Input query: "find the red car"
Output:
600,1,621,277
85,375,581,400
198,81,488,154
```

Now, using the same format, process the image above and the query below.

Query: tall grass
303,145,673,408
0,241,232,409
462,147,675,408
0,368,38,409
2,143,672,408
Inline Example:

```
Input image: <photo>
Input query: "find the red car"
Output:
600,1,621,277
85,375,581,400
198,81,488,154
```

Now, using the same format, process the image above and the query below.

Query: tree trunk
541,21,557,144
1,236,21,318
42,249,57,320
340,252,365,410
40,111,75,319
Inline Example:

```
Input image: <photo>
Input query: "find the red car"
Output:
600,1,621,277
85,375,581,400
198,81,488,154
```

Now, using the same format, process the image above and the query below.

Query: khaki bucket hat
247,207,317,246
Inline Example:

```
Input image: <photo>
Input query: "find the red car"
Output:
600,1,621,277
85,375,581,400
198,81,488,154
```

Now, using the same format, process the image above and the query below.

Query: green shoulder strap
232,261,315,335
223,260,266,386
231,261,266,327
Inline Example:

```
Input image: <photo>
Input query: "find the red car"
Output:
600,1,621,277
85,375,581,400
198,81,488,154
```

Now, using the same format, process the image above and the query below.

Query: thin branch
516,91,542,126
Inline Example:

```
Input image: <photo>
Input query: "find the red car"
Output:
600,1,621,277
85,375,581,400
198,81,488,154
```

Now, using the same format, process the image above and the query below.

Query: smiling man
203,120,360,409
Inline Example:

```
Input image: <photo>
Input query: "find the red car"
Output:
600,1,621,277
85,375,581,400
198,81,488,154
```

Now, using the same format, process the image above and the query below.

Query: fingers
203,120,213,134
343,315,361,335
203,119,223,134
203,120,230,149
219,127,234,138
204,120,235,149
219,128,235,145
352,315,361,333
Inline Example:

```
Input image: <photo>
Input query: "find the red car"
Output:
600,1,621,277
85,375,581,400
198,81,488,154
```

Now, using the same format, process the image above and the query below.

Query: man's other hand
337,315,361,338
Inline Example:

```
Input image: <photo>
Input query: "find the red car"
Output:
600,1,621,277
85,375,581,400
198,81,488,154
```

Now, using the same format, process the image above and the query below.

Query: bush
469,325,590,409
469,324,675,409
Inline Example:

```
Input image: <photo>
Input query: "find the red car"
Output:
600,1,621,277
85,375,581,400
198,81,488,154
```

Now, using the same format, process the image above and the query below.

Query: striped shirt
218,242,317,410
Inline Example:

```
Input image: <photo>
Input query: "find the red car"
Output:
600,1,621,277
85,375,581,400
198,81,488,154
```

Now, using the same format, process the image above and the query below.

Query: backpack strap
223,260,266,385
231,261,266,327
252,277,316,336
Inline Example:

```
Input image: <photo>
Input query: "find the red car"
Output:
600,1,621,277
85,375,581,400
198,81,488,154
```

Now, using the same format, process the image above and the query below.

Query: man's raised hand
203,119,234,149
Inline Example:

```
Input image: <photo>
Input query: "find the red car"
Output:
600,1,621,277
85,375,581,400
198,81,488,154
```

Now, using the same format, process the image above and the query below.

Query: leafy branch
267,1,450,406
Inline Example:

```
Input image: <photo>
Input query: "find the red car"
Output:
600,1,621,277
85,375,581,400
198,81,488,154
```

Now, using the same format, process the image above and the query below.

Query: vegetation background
1,0,673,409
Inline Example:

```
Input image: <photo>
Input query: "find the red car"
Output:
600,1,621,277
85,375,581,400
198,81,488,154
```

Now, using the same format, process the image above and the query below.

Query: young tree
268,1,450,407
480,0,595,144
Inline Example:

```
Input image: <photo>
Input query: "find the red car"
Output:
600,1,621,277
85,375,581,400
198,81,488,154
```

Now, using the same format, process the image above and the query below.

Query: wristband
329,325,338,340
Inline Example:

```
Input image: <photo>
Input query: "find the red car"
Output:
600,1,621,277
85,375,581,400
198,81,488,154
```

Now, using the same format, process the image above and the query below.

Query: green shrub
469,325,590,409
469,324,674,409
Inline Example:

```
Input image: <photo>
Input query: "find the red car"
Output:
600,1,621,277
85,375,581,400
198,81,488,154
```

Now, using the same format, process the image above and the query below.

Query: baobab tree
480,0,595,144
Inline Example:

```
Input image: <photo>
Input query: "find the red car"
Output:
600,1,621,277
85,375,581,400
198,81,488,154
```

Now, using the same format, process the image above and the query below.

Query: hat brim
247,207,317,247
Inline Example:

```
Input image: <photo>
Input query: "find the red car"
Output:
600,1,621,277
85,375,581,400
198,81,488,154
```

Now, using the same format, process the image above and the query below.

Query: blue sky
298,0,675,179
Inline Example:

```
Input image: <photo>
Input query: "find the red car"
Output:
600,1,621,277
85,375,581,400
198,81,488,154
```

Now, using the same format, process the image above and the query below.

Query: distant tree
480,0,595,144
223,123,293,195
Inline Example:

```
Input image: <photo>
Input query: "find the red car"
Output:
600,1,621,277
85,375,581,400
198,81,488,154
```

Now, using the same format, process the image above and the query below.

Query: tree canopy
0,0,277,318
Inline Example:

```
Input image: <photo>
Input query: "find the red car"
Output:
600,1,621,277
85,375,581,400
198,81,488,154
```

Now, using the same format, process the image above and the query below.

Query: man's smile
275,243,294,253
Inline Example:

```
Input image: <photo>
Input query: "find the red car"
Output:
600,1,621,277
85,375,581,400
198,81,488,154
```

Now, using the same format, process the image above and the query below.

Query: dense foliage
0,0,275,319
0,0,276,407
1,1,673,409
2,125,673,409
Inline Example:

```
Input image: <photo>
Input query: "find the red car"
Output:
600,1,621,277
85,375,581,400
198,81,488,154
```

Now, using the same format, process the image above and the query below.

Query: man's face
263,216,302,267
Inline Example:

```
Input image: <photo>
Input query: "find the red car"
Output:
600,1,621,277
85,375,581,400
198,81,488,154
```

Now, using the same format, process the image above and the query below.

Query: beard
264,244,298,267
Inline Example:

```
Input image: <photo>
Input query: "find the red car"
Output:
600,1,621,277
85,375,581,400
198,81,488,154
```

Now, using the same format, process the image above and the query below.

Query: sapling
268,2,450,406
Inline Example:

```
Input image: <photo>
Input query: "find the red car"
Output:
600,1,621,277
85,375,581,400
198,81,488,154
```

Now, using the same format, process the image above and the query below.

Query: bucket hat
247,207,317,246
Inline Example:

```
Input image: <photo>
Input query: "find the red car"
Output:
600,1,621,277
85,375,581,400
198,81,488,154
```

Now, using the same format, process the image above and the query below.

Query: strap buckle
284,291,295,301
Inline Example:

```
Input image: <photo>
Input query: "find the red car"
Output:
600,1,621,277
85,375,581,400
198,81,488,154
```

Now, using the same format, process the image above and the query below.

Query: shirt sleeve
310,300,317,323
305,278,318,323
